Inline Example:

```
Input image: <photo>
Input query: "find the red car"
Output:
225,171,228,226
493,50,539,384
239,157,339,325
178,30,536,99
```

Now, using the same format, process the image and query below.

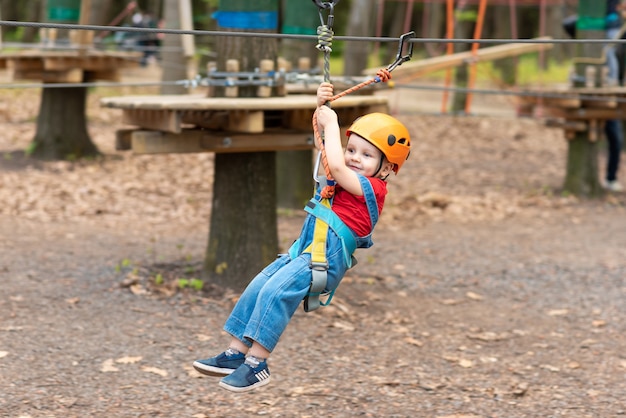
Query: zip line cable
4,20,626,46
2,21,626,110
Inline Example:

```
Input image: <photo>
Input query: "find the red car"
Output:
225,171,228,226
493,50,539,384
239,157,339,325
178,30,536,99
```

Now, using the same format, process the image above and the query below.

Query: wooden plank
85,70,119,82
129,129,315,154
545,118,587,131
541,97,581,109
226,110,264,133
7,58,43,71
122,109,181,133
115,129,135,150
581,97,617,108
42,69,84,83
100,94,388,111
541,106,626,120
364,37,554,79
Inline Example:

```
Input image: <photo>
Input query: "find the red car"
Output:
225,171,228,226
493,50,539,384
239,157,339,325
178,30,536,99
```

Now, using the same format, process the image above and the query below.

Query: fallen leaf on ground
142,366,168,377
547,309,569,316
330,321,355,331
540,364,560,372
101,359,119,373
467,331,511,342
459,359,475,368
466,291,484,301
115,356,142,364
404,337,424,347
195,334,211,342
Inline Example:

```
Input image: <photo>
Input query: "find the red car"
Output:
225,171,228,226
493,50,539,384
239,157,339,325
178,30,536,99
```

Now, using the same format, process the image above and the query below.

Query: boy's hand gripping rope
312,31,415,199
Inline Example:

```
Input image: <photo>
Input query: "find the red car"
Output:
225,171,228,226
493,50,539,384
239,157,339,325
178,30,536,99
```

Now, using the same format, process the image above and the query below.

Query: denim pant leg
606,28,621,81
605,119,623,182
223,233,348,352
221,255,291,348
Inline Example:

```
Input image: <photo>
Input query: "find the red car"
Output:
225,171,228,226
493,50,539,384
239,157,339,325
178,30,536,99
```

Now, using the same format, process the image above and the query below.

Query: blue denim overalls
223,175,379,352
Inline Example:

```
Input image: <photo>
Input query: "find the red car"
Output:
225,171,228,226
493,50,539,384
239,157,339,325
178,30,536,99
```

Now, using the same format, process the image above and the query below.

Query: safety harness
288,174,379,312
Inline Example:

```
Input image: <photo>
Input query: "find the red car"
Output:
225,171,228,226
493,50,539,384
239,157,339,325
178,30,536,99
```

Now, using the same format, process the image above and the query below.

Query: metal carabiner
312,0,340,28
387,31,416,72
312,0,340,10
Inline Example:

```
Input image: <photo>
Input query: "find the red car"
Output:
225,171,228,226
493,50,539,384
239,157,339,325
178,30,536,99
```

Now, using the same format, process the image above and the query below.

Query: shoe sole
218,376,271,393
192,361,237,377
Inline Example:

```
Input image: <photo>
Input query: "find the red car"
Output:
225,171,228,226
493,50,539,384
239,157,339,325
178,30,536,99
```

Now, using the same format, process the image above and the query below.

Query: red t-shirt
331,178,387,237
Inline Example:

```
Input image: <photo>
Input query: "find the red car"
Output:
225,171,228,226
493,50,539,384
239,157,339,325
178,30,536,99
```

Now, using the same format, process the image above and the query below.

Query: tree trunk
451,7,475,113
30,87,99,160
343,0,375,76
205,153,278,287
562,0,606,197
161,0,188,95
493,5,517,86
203,0,280,291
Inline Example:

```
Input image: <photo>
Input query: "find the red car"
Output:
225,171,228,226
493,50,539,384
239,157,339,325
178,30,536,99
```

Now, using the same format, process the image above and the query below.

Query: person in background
603,0,624,191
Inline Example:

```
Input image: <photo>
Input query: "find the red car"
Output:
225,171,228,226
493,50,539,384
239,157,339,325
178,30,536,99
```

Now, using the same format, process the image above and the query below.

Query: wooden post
179,0,196,79
563,0,606,196
203,0,280,290
161,0,188,94
76,0,94,47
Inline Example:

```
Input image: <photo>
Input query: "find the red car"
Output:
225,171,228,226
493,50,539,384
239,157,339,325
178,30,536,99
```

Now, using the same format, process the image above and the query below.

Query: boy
193,82,411,392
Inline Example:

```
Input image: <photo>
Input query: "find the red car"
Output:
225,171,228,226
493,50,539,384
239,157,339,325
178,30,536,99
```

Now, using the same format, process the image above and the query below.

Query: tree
202,0,280,291
30,0,100,160
344,0,376,76
563,0,606,196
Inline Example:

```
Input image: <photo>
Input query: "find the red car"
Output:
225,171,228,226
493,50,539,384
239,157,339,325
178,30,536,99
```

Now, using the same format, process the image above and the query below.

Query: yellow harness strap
302,198,331,312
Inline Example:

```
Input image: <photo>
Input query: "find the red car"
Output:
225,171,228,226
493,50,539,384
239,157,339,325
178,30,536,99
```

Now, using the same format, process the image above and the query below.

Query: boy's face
344,134,393,178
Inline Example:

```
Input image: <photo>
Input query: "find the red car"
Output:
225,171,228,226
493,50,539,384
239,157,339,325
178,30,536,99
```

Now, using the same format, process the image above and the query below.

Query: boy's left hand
317,82,334,108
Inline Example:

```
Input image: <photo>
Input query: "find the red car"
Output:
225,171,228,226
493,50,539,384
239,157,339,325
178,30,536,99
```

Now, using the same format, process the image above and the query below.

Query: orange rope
312,69,392,199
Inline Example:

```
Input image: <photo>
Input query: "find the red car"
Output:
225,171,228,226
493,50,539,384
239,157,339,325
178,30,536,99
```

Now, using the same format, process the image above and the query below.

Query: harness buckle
310,260,329,271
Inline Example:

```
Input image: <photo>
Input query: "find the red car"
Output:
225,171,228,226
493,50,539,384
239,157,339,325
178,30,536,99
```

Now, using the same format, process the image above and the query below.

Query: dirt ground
2,79,626,418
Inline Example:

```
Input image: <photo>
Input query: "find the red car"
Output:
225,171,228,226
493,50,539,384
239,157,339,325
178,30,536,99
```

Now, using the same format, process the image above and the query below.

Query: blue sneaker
219,360,271,392
193,350,245,376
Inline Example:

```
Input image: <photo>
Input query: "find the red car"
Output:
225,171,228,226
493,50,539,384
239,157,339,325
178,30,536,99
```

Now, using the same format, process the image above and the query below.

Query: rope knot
316,25,334,53
374,68,392,83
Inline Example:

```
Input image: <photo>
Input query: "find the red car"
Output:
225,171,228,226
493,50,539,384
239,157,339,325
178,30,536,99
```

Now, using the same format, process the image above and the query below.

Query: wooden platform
519,86,626,140
0,50,141,83
101,94,389,154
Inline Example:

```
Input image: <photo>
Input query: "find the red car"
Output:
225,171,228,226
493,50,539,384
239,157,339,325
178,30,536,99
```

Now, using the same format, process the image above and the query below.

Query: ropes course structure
1,9,626,117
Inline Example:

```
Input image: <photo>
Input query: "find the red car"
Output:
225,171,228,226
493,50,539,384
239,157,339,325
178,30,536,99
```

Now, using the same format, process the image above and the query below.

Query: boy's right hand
317,82,334,107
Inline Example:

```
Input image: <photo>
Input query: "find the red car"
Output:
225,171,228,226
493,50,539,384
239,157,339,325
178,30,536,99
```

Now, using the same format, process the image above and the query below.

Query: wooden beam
226,110,264,133
541,106,626,120
128,129,315,154
122,109,182,133
545,118,587,131
364,37,554,79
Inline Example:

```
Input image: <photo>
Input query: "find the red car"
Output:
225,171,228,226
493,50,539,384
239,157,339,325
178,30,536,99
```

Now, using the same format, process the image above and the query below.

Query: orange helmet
346,113,411,174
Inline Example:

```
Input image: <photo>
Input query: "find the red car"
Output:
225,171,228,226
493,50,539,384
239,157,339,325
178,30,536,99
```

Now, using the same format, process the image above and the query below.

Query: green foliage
177,277,204,291
115,258,132,273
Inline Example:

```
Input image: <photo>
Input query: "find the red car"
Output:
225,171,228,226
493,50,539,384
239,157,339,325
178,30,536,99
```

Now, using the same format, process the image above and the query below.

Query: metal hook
313,0,339,28
387,31,416,72
312,0,340,9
